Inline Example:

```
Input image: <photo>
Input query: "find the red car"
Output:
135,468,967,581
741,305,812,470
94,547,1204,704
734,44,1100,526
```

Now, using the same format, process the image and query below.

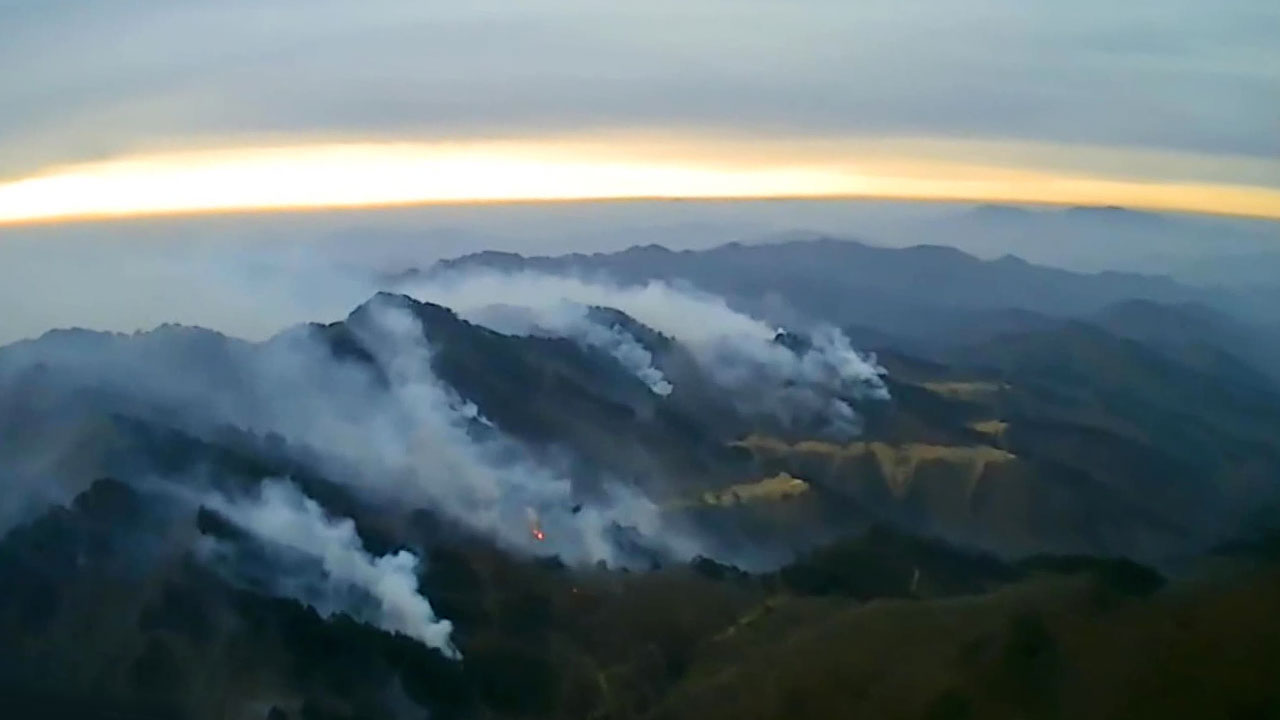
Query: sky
0,0,1277,222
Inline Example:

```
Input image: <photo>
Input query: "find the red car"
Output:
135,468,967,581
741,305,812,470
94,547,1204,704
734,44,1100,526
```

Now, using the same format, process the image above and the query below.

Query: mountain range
2,235,1280,719
903,204,1280,281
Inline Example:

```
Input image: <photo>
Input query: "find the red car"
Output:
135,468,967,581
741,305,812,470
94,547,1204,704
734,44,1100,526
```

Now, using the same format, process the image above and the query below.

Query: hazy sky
0,0,1277,220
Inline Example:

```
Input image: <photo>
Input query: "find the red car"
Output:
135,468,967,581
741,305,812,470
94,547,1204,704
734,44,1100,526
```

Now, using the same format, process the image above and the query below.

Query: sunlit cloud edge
2,138,1277,226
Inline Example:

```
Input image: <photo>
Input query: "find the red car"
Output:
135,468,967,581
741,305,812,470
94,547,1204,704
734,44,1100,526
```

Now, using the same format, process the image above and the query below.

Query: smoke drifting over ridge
198,479,459,657
339,296,699,566
0,296,699,556
466,301,674,396
397,269,888,436
0,295,706,652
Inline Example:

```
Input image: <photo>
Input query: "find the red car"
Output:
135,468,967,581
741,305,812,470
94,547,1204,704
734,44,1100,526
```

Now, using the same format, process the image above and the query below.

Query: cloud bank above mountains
1,1,1275,220
5,1,1275,171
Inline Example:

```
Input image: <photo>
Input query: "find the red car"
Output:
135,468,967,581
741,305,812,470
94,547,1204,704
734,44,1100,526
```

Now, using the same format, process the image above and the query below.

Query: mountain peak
902,243,977,261
343,292,465,342
993,253,1031,266
1063,205,1164,225
619,243,674,255
435,250,530,274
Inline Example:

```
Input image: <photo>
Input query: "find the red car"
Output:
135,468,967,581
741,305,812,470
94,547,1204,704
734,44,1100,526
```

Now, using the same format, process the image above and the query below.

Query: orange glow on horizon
0,140,1277,225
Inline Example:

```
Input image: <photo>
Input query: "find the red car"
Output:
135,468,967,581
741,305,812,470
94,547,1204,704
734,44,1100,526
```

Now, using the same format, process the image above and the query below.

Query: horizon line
3,192,1278,229
2,142,1277,227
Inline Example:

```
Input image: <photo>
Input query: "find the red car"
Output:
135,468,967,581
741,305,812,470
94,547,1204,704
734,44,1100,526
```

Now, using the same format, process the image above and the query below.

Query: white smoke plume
396,269,887,434
0,237,885,435
404,270,777,348
338,297,697,564
466,301,673,396
199,479,459,657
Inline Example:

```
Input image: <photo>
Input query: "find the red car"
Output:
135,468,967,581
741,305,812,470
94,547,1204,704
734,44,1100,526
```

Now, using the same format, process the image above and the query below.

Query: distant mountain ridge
922,203,1280,279
426,237,1265,346
431,237,1205,313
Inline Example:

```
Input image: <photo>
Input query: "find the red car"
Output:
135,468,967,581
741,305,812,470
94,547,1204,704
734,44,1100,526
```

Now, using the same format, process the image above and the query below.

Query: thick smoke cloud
199,479,459,657
0,296,701,560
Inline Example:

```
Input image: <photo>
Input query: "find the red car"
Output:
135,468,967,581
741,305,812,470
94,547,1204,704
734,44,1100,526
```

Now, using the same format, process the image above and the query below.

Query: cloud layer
1,0,1275,189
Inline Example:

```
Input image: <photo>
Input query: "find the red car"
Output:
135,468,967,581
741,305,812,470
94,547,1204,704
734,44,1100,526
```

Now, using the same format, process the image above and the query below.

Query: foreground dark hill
3,476,1278,720
656,560,1280,720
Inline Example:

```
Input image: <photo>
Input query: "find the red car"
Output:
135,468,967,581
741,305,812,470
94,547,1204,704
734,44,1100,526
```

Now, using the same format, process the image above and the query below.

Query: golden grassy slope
664,473,812,510
732,436,1016,498
921,380,1009,401
700,473,811,507
969,419,1010,442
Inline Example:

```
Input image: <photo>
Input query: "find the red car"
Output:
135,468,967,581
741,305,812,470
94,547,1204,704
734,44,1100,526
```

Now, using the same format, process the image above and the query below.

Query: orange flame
527,506,546,542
